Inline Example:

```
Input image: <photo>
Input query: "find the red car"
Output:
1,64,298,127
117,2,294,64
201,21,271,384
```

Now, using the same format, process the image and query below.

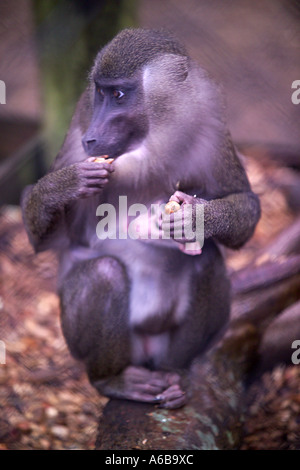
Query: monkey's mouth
92,155,110,160
89,147,124,160
87,135,138,160
91,155,115,164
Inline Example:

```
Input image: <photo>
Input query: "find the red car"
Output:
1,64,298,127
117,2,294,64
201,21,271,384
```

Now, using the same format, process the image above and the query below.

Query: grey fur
21,29,260,408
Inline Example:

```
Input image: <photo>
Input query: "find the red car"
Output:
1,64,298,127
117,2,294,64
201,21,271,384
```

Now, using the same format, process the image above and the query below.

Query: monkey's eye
113,89,125,100
96,87,105,97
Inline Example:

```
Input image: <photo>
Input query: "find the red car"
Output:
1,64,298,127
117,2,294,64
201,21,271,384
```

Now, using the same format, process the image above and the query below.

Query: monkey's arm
201,142,261,248
202,190,260,248
21,161,114,252
163,189,260,250
163,136,261,249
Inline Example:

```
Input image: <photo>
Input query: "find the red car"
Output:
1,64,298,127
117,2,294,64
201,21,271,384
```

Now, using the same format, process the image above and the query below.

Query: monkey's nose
82,136,97,154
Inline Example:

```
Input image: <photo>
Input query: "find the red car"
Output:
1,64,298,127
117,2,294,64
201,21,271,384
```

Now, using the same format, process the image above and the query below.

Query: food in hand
92,155,114,164
165,200,181,214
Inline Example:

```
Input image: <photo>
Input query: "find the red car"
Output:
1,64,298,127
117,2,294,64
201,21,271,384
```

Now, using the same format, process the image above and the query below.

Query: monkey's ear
174,56,189,82
163,54,189,82
144,54,189,88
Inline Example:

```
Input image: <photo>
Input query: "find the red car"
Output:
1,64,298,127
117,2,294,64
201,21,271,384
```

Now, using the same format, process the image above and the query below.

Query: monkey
21,28,260,409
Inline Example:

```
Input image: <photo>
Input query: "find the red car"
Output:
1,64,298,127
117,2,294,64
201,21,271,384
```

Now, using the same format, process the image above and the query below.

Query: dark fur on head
93,28,188,79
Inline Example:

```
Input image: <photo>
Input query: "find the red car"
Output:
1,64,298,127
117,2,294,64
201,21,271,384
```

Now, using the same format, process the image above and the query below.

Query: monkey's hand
67,157,115,200
21,158,115,250
162,189,260,249
31,158,115,207
161,191,207,245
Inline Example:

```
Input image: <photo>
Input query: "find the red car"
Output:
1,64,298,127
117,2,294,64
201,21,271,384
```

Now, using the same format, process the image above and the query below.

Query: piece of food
165,200,181,214
92,155,114,164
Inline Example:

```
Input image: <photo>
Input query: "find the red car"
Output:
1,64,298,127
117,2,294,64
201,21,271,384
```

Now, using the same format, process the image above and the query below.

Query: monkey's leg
155,247,230,408
59,256,175,404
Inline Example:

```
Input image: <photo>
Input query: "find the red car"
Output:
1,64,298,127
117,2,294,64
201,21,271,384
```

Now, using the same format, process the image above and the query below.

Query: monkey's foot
94,366,186,408
120,366,185,408
156,384,186,409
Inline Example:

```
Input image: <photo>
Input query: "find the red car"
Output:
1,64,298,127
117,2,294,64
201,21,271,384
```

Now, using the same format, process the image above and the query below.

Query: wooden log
231,254,300,295
96,322,259,450
96,254,300,450
237,142,300,171
269,168,300,214
230,255,300,330
258,300,300,371
253,217,300,264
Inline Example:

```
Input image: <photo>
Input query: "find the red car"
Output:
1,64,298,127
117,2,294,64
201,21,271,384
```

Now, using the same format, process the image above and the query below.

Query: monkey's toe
157,384,186,409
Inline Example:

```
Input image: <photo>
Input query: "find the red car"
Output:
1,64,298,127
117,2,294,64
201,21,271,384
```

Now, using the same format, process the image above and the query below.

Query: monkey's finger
123,366,168,385
128,392,166,404
84,170,111,179
169,191,193,205
159,394,186,409
161,213,176,230
133,382,166,395
124,365,155,381
172,212,194,231
169,193,181,204
157,384,186,409
139,378,169,391
128,376,168,390
161,224,187,243
157,386,184,402
161,219,176,233
173,227,195,244
80,162,115,172
161,211,176,222
92,162,115,172
172,220,187,233
164,224,189,244
165,372,181,385
169,216,185,231
161,226,175,237
150,370,172,382
84,170,110,179
156,212,163,230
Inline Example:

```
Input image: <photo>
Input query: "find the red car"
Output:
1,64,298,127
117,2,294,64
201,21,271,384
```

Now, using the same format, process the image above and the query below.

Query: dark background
0,0,299,205
0,0,300,450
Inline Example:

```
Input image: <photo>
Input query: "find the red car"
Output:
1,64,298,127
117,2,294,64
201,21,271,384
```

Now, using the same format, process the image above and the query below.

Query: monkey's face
82,75,149,159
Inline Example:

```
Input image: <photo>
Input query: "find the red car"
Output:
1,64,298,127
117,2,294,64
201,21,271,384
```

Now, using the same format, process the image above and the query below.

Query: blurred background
0,0,299,205
0,0,300,450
